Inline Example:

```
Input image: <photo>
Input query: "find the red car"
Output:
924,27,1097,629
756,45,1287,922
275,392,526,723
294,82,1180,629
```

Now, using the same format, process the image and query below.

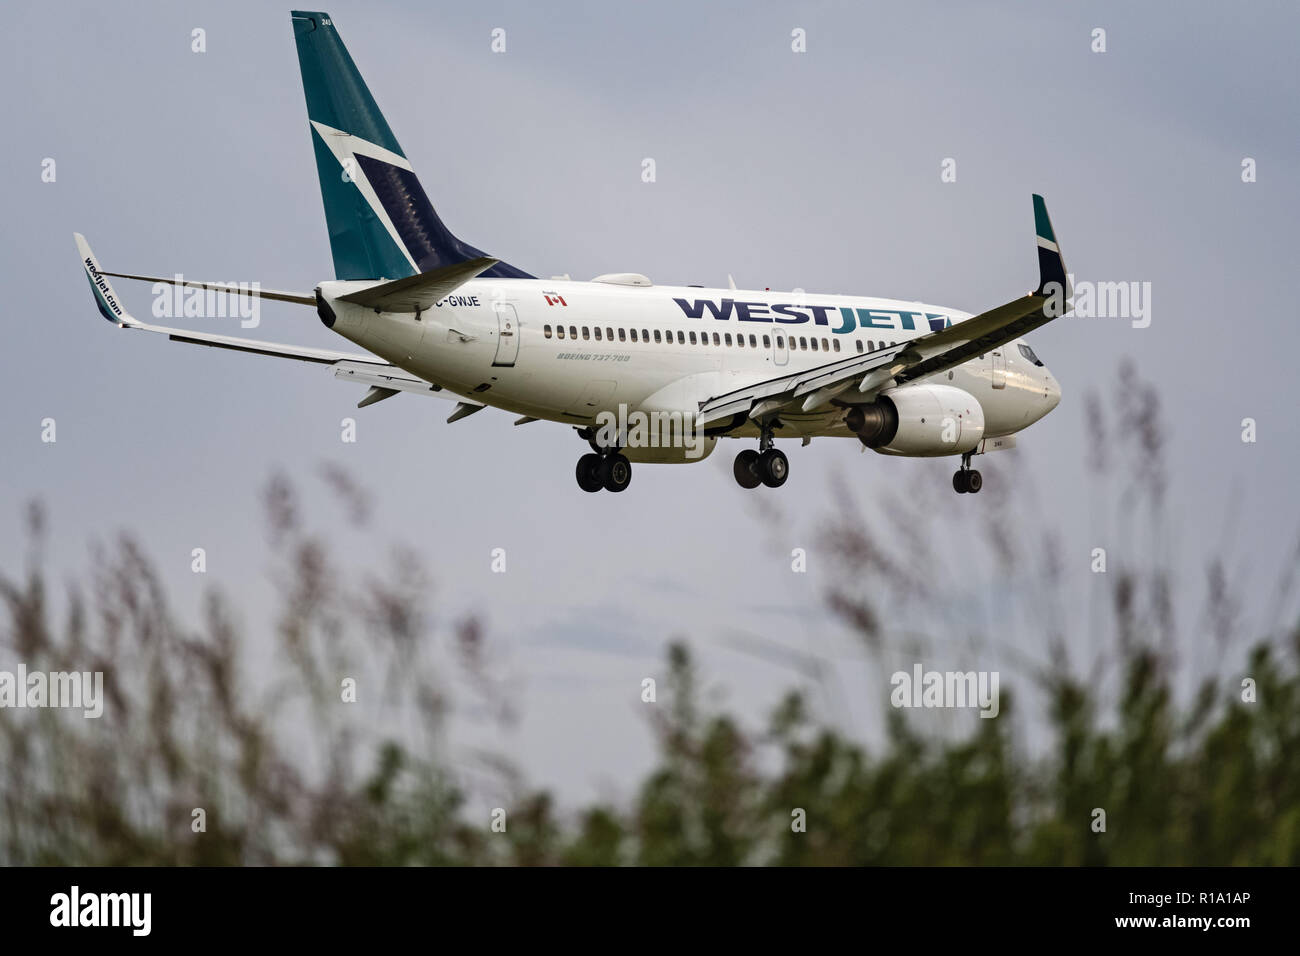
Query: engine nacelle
844,384,984,457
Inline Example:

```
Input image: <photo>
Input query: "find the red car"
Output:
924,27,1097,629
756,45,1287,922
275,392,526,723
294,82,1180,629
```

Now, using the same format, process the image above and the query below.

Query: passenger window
833,339,841,352
654,329,662,343
868,340,875,351
810,338,818,351
582,327,590,340
725,333,733,346
544,324,552,339
822,338,829,351
607,327,614,340
619,328,627,342
556,326,565,339
771,336,780,348
677,331,685,344
856,340,863,353
713,332,720,346
642,329,649,341
750,335,757,347
689,331,697,345
799,337,807,349
593,327,602,340
570,326,577,339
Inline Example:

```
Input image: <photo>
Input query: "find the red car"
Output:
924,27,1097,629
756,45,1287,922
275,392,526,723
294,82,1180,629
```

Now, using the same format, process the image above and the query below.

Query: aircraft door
772,330,790,366
990,349,1006,389
492,302,520,367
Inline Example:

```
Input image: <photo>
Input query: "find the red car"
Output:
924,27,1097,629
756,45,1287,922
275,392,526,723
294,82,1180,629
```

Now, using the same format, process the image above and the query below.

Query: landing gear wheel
598,453,632,493
952,469,982,494
734,449,762,489
758,448,789,488
576,453,603,493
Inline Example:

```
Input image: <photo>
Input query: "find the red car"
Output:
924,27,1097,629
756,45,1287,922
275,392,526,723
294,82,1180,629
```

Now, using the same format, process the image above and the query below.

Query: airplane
75,10,1066,496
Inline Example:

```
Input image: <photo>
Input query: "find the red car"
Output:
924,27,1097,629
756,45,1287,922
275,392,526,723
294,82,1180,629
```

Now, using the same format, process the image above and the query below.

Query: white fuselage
319,277,1061,444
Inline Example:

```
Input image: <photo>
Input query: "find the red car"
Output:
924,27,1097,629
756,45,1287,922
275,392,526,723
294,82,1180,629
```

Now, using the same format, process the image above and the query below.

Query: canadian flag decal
543,292,568,307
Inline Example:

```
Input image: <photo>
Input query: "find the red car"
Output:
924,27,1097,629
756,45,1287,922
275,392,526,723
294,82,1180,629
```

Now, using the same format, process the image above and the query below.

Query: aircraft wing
75,233,442,406
697,194,1071,428
94,269,317,306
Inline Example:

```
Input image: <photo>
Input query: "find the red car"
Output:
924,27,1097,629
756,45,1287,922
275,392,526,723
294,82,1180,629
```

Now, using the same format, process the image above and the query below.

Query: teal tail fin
290,11,532,281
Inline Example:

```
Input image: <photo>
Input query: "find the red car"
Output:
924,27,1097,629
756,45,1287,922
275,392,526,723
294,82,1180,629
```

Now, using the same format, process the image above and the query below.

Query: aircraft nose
1044,372,1061,410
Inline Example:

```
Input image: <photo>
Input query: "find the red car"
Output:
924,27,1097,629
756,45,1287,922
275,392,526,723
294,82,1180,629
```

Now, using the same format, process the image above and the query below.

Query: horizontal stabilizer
337,257,498,313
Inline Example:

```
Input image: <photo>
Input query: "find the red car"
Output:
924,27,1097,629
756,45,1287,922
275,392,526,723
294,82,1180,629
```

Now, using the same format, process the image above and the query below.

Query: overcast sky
2,0,1297,808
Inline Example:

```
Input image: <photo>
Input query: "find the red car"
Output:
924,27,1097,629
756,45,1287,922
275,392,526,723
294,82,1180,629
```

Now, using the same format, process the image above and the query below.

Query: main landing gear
574,429,632,493
733,421,788,489
576,452,632,493
953,451,982,494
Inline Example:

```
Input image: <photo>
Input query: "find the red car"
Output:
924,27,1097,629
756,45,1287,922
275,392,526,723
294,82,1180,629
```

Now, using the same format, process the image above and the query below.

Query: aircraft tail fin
290,11,532,281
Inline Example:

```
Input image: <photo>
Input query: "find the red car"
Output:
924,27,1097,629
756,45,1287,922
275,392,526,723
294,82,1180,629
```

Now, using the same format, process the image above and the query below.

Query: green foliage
2,368,1297,865
3,517,1297,865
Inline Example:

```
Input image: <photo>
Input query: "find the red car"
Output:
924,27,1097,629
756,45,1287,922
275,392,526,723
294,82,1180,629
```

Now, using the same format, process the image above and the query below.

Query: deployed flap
332,360,443,395
698,342,904,429
336,256,499,312
157,328,371,364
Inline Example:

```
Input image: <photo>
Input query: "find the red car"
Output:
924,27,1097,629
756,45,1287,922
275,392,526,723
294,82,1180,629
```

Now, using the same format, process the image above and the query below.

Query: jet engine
844,384,985,457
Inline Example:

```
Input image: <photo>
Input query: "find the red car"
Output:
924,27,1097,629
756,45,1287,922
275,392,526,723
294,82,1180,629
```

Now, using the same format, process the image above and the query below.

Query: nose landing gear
953,451,982,494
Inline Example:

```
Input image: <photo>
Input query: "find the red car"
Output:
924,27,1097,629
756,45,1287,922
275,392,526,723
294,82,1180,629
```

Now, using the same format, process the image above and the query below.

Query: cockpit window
1018,343,1044,366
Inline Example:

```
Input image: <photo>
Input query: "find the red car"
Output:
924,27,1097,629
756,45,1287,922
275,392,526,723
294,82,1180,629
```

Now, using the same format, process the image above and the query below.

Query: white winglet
74,233,138,326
